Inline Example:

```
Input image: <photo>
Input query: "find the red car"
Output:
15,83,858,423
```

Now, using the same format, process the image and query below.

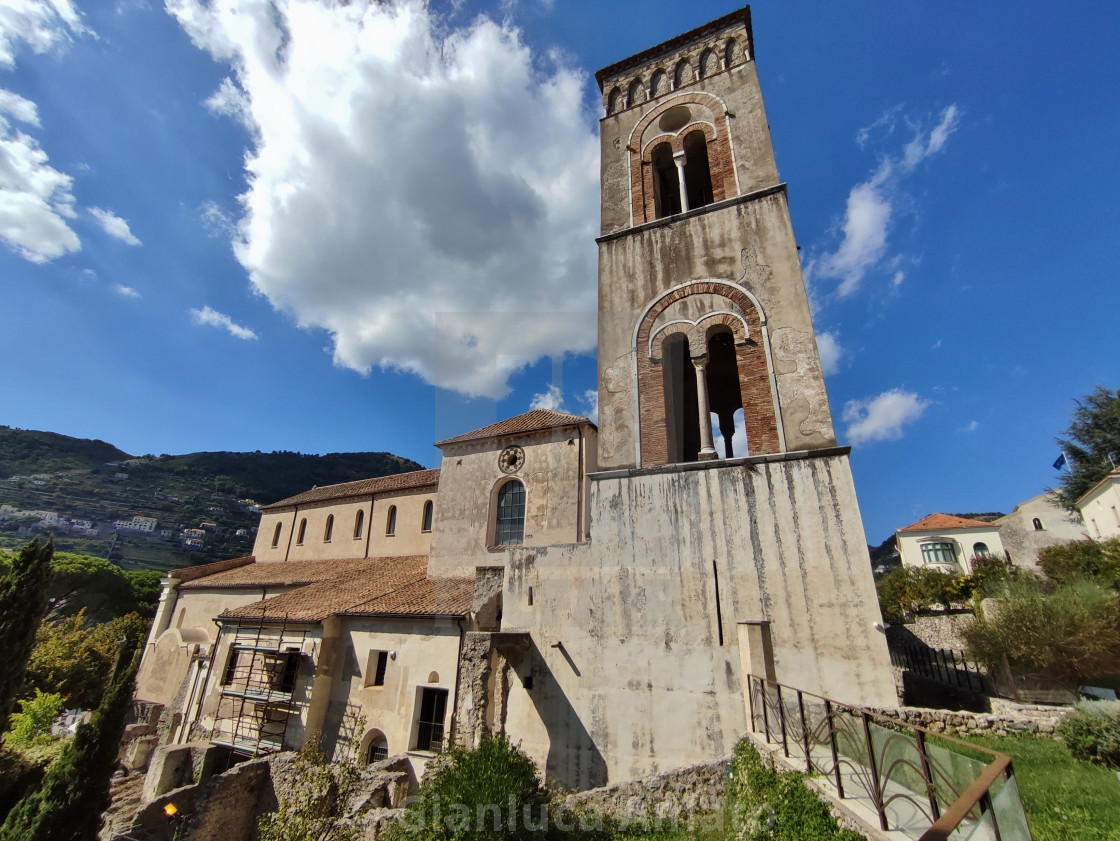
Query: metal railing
890,643,991,694
746,675,1033,840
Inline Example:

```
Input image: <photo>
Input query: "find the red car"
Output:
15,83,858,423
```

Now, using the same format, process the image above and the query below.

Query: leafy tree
385,734,553,841
47,553,133,623
25,611,149,709
0,540,53,735
1038,538,1120,586
0,644,140,841
6,691,65,748
124,569,163,618
1055,386,1120,509
963,579,1120,692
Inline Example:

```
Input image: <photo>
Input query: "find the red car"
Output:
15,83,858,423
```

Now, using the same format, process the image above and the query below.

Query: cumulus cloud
90,207,141,246
579,389,598,426
190,305,258,340
168,0,599,399
807,105,960,300
114,283,140,298
841,388,929,445
0,93,80,263
0,0,88,67
816,330,843,376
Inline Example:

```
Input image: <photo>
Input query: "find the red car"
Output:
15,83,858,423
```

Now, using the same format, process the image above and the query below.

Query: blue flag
1053,452,1067,471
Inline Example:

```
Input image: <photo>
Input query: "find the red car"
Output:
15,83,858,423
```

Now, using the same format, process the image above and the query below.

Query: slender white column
673,150,689,212
693,357,717,460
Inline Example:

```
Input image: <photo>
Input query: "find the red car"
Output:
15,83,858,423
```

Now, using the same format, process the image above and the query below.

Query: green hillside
0,428,425,572
0,427,131,477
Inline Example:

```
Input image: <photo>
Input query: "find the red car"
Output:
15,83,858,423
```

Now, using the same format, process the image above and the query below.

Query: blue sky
1,0,1117,544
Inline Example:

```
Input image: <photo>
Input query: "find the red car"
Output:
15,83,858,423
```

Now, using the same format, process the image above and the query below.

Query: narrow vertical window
323,514,334,542
354,509,365,539
1032,518,1044,531
270,522,282,548
386,506,397,536
706,328,743,458
415,687,448,752
662,334,699,463
494,481,526,547
296,518,306,545
651,142,680,218
682,130,713,211
366,650,389,687
367,733,388,763
422,500,434,533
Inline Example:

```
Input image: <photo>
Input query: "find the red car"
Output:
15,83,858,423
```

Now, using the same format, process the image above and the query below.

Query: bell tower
594,7,835,470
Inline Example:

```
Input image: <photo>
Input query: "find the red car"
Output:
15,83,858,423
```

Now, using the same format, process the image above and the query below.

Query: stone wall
867,704,1068,738
886,612,971,651
562,757,730,822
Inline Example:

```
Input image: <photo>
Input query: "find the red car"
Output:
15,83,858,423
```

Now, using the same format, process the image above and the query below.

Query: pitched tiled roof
261,469,440,510
172,555,254,583
898,513,999,533
217,555,471,623
178,556,381,590
435,409,594,448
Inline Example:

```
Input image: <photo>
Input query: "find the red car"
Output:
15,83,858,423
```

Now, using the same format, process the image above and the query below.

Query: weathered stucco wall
495,451,895,790
996,493,1087,570
429,426,594,576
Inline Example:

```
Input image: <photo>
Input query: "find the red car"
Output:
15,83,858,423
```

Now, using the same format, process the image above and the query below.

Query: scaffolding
209,612,309,758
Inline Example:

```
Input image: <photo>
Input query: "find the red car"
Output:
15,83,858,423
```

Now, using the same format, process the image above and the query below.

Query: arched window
494,480,526,547
296,518,306,545
386,506,397,536
674,59,693,89
706,328,743,458
1032,518,1044,531
354,510,364,539
699,48,718,78
973,542,990,558
682,130,713,211
271,522,282,548
650,69,668,98
662,334,700,463
422,500,434,533
651,142,680,218
725,38,743,68
366,732,388,764
607,86,623,115
323,514,334,542
626,78,645,108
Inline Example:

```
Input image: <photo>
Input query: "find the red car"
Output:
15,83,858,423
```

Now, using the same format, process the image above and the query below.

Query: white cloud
190,305,258,340
90,207,141,246
0,89,39,125
114,283,140,298
816,330,843,376
962,420,979,433
579,388,598,426
808,105,960,300
841,388,929,445
529,383,563,411
0,101,80,263
168,0,599,398
200,200,235,239
0,0,88,68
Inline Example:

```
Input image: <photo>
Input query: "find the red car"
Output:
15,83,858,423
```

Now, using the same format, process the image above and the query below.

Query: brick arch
633,281,781,466
627,93,736,224
648,310,748,360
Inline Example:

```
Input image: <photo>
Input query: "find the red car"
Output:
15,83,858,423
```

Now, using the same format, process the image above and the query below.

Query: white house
1078,468,1120,541
896,513,1006,574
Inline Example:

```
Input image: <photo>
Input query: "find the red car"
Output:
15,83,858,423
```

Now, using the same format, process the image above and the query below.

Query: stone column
693,357,717,460
673,150,689,212
719,411,736,458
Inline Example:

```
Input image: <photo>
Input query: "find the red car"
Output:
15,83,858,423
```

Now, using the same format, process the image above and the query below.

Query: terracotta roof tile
179,556,380,590
217,556,471,623
262,469,440,510
898,513,999,533
172,555,254,583
435,409,593,448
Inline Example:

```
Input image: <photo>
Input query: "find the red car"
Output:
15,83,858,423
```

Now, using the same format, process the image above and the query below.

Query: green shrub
963,579,1120,691
1038,538,1120,587
5,690,64,748
1056,700,1120,768
726,740,863,841
877,566,967,623
386,734,555,841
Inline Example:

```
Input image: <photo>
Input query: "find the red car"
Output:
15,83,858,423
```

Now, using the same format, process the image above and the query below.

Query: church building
134,6,895,793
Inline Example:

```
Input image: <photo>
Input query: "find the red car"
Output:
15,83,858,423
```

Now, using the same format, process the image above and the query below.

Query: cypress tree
0,645,140,841
0,539,52,735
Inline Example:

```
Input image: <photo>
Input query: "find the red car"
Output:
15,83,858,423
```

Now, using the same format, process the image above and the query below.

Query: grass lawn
964,735,1120,841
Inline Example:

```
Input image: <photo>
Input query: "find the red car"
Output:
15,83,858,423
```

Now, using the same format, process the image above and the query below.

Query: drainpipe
576,426,584,543
283,505,298,560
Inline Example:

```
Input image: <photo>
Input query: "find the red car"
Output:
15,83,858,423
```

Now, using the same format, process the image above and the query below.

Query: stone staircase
99,771,146,841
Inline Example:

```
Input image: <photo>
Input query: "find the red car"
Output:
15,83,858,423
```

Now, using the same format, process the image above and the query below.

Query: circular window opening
658,105,692,133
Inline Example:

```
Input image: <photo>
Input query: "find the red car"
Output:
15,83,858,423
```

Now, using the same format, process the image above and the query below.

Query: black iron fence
890,643,991,694
746,675,1033,840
